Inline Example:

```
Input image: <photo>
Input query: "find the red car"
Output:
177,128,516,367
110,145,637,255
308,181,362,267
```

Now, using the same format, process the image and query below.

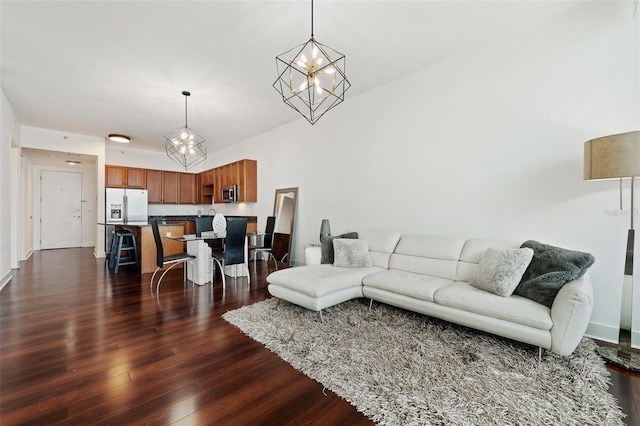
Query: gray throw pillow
320,232,358,264
333,238,372,268
469,247,534,297
514,240,595,308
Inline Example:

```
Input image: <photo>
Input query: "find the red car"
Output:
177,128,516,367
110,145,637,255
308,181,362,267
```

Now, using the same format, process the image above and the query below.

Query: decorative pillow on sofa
514,240,595,308
333,238,372,268
321,232,358,264
469,247,534,297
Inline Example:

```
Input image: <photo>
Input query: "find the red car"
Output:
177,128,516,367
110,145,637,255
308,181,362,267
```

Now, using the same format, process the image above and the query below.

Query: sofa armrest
550,274,594,356
305,246,322,265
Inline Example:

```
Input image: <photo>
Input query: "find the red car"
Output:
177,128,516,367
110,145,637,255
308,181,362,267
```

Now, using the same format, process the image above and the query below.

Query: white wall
0,89,20,290
200,2,639,344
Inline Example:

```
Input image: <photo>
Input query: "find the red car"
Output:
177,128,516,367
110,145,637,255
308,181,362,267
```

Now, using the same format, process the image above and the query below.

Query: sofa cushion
469,247,534,297
363,269,453,302
389,235,467,280
320,232,358,264
357,230,401,268
434,282,553,330
456,239,521,282
514,240,595,308
333,238,372,268
266,264,382,298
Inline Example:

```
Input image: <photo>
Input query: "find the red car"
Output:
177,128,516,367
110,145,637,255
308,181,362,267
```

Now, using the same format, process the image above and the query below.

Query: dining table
168,232,249,285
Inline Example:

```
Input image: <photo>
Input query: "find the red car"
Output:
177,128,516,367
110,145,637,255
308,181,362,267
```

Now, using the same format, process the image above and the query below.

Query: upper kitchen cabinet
211,159,257,203
105,165,146,189
125,167,146,188
179,173,197,204
200,170,214,204
146,169,163,204
105,165,125,187
162,171,179,204
236,159,257,202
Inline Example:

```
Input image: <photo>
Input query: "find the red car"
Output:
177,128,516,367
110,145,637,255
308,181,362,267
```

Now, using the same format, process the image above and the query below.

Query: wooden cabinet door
213,167,222,203
201,168,214,185
162,171,179,204
237,159,257,202
105,165,125,188
228,162,240,186
179,173,197,204
146,169,163,204
184,220,196,235
125,167,146,188
195,173,203,204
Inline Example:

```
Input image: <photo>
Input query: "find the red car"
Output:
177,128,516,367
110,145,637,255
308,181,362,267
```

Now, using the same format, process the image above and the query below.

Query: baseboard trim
22,249,34,261
586,321,640,349
0,270,13,292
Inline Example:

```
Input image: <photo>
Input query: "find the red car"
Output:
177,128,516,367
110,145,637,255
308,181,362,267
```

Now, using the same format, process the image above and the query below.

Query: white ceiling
2,0,579,155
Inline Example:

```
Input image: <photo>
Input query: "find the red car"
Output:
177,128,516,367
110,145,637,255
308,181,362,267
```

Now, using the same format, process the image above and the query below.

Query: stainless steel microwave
222,184,237,202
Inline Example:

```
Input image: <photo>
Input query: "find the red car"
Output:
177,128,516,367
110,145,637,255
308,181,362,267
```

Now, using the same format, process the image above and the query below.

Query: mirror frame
273,187,298,266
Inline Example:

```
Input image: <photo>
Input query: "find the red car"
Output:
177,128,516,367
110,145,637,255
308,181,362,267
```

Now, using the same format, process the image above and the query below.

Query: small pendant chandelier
273,0,351,125
163,91,207,170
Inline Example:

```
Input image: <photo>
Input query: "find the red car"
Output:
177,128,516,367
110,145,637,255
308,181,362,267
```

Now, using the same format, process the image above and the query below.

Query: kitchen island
116,222,186,275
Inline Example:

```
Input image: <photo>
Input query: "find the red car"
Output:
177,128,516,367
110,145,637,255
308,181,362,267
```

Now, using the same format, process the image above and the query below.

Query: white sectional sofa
266,230,594,356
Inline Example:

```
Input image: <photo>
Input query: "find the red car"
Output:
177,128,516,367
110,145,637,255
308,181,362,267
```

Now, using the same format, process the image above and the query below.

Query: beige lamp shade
584,131,640,180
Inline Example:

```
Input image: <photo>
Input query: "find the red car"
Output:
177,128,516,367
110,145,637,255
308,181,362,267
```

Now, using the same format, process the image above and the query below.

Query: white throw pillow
333,238,372,268
469,247,534,297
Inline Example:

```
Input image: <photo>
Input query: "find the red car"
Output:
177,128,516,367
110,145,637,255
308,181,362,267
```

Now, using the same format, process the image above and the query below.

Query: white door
40,170,83,249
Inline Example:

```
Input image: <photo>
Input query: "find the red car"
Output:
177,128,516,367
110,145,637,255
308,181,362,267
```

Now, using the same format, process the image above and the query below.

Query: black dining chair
211,217,248,288
150,219,196,292
249,216,278,271
194,216,217,252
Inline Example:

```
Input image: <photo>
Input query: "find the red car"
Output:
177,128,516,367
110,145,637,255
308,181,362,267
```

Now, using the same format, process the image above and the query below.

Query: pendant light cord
311,0,314,38
181,91,191,128
184,94,188,128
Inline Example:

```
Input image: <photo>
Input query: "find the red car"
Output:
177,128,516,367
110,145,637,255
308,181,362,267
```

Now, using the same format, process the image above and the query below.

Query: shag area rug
223,298,625,425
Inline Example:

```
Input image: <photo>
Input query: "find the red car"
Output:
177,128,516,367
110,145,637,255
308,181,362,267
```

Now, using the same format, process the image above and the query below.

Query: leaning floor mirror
272,187,298,266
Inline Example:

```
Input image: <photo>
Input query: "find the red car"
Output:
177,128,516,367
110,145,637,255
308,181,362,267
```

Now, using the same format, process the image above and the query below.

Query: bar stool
109,230,139,273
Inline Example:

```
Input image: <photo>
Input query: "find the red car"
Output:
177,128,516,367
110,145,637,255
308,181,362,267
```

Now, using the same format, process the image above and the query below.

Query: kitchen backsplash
148,203,256,217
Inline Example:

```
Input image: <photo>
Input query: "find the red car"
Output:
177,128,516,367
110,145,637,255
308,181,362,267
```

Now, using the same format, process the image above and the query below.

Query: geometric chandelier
273,0,351,125
163,91,207,170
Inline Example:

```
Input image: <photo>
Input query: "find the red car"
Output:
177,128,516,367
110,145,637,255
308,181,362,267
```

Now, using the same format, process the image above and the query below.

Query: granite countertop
149,215,257,222
103,221,185,227
101,215,258,227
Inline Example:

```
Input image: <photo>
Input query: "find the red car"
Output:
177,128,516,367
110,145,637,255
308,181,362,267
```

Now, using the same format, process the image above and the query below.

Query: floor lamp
584,130,640,371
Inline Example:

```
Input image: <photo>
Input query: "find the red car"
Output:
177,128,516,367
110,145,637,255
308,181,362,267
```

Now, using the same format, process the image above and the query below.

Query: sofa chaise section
267,230,401,320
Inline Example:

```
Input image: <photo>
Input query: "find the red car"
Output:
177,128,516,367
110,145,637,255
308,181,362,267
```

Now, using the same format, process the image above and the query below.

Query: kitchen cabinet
184,220,196,235
210,159,257,203
236,159,257,202
199,168,214,204
146,169,163,204
162,171,179,204
125,167,146,188
105,165,125,188
106,165,146,189
179,172,197,204
106,162,255,205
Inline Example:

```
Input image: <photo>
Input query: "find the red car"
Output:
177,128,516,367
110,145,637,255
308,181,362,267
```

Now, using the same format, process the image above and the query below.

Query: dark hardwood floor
1,248,639,425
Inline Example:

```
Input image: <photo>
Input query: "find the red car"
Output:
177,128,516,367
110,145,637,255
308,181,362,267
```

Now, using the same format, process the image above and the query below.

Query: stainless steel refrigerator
105,188,148,253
